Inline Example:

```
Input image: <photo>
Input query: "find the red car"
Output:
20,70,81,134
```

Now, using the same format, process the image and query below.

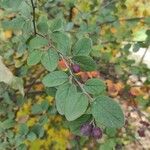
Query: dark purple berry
91,127,103,139
80,123,93,136
72,64,80,73
137,128,145,137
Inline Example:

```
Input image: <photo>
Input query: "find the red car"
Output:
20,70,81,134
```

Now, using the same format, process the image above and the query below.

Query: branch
30,0,37,35
98,16,147,26
139,47,149,65
60,54,93,102
51,46,93,102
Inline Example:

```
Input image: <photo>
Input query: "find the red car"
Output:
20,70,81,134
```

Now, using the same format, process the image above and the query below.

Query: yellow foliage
125,0,150,17
25,128,70,150
77,0,92,12
4,30,13,39
15,95,70,150
27,117,37,127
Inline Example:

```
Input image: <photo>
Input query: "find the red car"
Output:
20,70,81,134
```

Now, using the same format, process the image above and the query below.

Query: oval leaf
42,71,68,87
73,55,97,71
84,78,106,95
65,93,89,121
51,31,71,55
56,83,77,115
73,38,92,56
27,50,42,66
41,49,59,71
50,18,63,32
91,96,124,128
29,36,48,50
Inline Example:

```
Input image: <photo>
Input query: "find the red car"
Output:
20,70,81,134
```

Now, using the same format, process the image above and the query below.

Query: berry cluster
80,123,103,139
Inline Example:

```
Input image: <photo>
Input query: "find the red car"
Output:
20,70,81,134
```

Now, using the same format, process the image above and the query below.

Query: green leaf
56,83,77,115
17,144,27,150
27,50,42,66
1,0,23,10
91,96,124,128
11,77,24,96
37,21,48,34
73,56,97,71
68,114,92,135
50,18,63,32
42,71,68,87
45,87,57,97
65,93,89,121
99,139,116,150
37,16,48,34
41,100,49,112
41,49,59,71
133,43,141,52
30,124,44,138
31,104,43,114
27,132,37,141
72,38,92,56
19,124,29,136
84,78,106,95
2,17,25,30
29,36,48,50
1,119,15,129
106,128,117,137
51,32,71,55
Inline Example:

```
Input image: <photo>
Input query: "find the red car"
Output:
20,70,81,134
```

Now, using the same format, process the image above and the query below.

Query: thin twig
30,0,37,35
62,55,93,101
99,16,146,26
101,0,118,9
139,47,149,65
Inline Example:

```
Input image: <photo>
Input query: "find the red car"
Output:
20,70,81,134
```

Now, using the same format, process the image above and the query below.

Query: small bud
80,123,93,136
91,127,103,139
72,64,80,73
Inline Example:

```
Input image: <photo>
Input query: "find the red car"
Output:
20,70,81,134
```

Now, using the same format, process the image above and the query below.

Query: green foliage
56,83,76,115
65,93,89,121
91,96,124,128
51,31,71,55
29,36,48,50
42,71,68,87
99,139,116,150
41,49,59,71
27,50,43,66
72,38,92,56
73,55,97,71
49,18,63,32
0,0,150,149
84,78,106,95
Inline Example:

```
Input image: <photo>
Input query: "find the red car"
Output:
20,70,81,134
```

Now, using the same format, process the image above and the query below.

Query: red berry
91,127,103,139
80,123,93,136
72,64,80,73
